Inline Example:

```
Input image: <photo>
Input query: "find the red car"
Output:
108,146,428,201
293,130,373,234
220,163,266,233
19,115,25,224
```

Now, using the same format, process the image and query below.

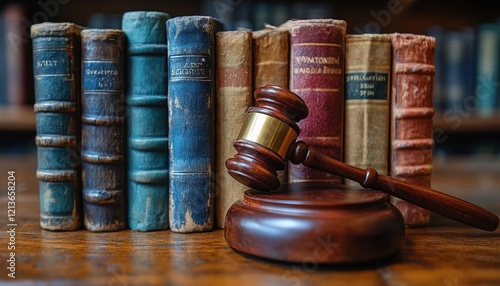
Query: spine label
83,61,122,90
292,44,343,84
345,72,388,100
170,55,210,80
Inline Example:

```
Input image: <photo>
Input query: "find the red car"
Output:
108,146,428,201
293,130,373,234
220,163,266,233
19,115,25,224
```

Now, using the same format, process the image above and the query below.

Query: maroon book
284,20,346,184
390,33,436,227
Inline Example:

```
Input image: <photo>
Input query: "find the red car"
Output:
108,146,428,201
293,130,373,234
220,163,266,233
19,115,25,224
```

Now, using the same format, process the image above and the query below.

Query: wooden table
1,152,499,285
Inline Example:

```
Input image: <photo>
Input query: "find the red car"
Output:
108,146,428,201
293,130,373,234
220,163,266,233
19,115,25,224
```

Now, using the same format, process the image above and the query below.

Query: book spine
287,21,346,184
81,29,127,232
215,30,253,229
390,33,435,227
122,11,170,231
344,34,391,187
31,22,83,231
444,31,467,112
252,27,290,185
252,28,289,92
475,23,500,117
31,23,82,230
167,16,222,232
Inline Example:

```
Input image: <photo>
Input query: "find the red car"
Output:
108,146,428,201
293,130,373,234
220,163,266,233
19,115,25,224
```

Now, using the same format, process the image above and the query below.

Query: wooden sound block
224,182,406,264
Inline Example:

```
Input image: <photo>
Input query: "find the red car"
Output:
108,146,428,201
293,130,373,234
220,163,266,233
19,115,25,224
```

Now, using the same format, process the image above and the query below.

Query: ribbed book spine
122,11,170,231
390,33,435,227
167,16,222,232
81,29,127,232
344,34,391,186
215,30,253,229
31,22,83,231
286,20,346,184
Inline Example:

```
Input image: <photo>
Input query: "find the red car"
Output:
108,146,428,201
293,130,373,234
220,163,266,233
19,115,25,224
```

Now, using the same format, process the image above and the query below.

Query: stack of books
32,11,436,233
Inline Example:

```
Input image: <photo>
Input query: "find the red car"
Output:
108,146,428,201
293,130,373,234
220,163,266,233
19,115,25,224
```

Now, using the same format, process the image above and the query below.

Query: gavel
226,85,499,232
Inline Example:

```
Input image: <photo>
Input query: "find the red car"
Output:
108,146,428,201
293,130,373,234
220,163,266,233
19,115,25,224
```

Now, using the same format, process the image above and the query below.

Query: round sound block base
224,183,405,264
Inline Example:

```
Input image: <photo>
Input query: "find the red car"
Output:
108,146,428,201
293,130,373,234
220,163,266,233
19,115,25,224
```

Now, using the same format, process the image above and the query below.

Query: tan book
252,25,289,89
215,30,253,229
344,34,391,186
252,26,289,184
390,33,436,227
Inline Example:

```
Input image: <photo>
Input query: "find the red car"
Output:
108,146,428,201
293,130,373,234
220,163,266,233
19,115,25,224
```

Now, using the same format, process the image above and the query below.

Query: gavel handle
289,141,499,231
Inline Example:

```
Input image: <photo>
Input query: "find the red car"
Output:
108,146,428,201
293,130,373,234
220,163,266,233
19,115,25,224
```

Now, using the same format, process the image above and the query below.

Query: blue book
475,23,500,117
31,22,83,230
167,16,222,232
444,31,467,112
122,11,170,231
81,29,127,232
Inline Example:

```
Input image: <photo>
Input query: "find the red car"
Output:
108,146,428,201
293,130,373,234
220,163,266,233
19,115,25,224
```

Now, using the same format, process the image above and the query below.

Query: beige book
252,25,289,89
252,26,290,185
344,34,391,186
215,31,253,229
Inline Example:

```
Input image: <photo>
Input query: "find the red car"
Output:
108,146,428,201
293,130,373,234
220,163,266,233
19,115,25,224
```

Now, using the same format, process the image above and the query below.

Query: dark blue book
122,11,170,231
81,29,127,232
167,16,222,232
444,31,467,113
31,22,83,231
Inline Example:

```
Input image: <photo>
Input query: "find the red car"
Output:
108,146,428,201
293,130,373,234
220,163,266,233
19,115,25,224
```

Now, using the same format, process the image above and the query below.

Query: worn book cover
81,29,127,232
344,34,391,186
390,33,435,227
281,19,346,184
123,11,170,231
31,22,83,231
167,16,223,232
215,30,253,229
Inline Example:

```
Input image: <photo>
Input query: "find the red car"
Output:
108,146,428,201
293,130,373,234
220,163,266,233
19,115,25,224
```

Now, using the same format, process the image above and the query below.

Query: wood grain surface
1,152,499,285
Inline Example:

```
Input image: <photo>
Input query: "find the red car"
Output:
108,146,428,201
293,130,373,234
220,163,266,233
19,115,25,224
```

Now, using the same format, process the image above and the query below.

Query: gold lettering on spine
237,113,297,159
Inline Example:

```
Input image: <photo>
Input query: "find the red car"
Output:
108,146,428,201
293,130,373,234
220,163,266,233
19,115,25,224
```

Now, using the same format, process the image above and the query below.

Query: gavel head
225,85,309,191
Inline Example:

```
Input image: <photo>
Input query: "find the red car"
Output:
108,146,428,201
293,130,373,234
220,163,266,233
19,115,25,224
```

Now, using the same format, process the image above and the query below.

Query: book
31,22,83,231
167,16,223,232
252,25,290,185
425,26,446,113
4,4,30,106
280,19,346,184
344,34,391,186
389,33,435,227
81,29,127,232
122,11,170,231
475,23,500,117
215,30,253,229
252,26,289,90
443,31,468,113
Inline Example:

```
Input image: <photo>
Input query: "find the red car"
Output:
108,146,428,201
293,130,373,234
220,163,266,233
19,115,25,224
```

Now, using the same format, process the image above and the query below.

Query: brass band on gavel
237,112,298,160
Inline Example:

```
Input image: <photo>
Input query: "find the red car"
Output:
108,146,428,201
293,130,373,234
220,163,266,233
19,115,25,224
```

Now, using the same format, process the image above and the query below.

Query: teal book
31,22,83,231
81,29,127,232
167,16,223,232
122,11,170,231
475,23,500,117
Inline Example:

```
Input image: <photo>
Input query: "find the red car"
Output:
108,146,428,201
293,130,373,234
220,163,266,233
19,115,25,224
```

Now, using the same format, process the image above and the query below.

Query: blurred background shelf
0,105,35,131
434,113,500,133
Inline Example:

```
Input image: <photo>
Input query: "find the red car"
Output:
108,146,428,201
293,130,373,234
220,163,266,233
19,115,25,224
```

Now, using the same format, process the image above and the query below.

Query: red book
390,33,436,227
282,19,346,183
